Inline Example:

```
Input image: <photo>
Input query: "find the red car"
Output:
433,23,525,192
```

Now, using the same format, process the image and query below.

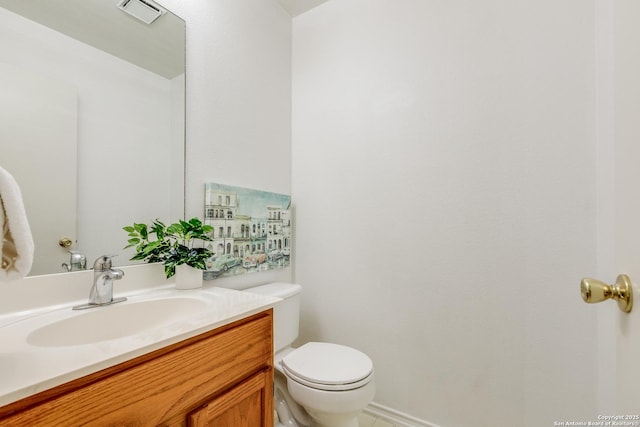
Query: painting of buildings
203,183,291,279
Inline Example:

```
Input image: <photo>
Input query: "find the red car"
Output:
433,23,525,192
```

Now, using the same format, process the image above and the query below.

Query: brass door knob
58,237,73,248
580,274,633,313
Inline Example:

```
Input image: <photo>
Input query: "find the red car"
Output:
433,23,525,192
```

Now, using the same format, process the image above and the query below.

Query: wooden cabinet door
188,369,273,427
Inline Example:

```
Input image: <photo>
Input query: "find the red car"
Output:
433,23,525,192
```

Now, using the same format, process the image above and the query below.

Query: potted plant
123,217,214,289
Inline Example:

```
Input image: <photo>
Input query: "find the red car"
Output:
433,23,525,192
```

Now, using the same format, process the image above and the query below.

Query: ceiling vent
116,0,166,25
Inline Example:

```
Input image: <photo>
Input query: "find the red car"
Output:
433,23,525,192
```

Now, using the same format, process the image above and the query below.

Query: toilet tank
243,282,302,353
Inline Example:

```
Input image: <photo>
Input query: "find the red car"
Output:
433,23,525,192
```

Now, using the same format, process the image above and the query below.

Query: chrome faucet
61,250,87,272
73,255,126,310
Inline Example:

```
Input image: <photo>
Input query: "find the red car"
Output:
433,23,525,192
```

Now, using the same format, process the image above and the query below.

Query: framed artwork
203,183,291,279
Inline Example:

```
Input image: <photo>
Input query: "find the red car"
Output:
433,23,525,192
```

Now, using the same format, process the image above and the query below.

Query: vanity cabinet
0,310,274,426
188,370,271,426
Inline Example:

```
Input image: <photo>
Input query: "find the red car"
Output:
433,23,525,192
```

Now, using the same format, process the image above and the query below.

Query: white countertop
0,285,279,407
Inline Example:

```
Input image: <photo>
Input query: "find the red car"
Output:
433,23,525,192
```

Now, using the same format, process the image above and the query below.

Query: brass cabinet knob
580,274,633,313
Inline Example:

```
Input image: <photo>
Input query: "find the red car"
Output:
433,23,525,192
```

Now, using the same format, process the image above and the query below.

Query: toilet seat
281,342,373,392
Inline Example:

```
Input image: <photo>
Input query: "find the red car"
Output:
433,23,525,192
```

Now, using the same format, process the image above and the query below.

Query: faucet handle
62,250,87,272
70,251,87,269
93,254,118,271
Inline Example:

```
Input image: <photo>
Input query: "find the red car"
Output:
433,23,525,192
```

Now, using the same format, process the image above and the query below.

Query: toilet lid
281,342,373,391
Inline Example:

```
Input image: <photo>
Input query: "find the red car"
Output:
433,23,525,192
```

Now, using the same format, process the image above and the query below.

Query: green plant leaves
122,217,214,278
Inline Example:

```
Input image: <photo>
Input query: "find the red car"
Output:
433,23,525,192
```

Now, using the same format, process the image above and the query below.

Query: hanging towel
0,166,34,281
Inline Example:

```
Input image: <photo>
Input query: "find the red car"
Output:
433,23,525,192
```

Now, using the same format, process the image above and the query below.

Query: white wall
292,1,598,425
160,0,293,289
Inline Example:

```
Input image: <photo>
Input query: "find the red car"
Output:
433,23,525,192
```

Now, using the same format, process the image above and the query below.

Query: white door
0,63,77,275
592,0,640,415
614,0,640,411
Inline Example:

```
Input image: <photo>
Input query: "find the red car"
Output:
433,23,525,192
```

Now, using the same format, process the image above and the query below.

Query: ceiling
277,0,331,17
0,0,328,78
0,0,184,79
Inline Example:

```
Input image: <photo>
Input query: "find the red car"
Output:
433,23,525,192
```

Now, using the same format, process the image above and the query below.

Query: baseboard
363,402,441,427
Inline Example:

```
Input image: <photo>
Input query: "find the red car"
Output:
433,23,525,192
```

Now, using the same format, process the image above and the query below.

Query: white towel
0,166,34,281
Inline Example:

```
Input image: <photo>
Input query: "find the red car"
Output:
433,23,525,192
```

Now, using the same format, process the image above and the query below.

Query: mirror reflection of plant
123,218,214,278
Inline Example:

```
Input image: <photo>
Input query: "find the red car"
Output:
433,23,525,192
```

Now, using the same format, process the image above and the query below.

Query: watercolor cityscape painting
203,183,291,280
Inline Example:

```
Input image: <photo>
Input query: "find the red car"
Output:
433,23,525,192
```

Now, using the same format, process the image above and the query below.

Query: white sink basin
27,296,209,347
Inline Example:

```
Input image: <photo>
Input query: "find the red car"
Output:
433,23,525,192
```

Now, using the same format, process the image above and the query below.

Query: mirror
0,0,185,276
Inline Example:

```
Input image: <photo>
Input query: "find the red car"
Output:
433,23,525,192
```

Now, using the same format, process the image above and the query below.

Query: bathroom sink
27,297,209,347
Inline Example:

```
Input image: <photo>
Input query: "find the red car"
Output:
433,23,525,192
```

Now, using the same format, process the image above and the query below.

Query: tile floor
358,413,399,427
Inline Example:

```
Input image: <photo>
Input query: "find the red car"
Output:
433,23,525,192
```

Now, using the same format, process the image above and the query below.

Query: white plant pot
174,264,203,290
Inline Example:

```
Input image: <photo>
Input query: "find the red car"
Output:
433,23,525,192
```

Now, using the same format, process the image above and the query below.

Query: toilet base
305,409,361,427
286,377,375,427
275,415,359,427
274,370,312,427
273,368,372,427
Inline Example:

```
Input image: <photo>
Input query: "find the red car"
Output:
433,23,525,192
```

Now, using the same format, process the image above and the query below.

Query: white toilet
244,282,375,427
